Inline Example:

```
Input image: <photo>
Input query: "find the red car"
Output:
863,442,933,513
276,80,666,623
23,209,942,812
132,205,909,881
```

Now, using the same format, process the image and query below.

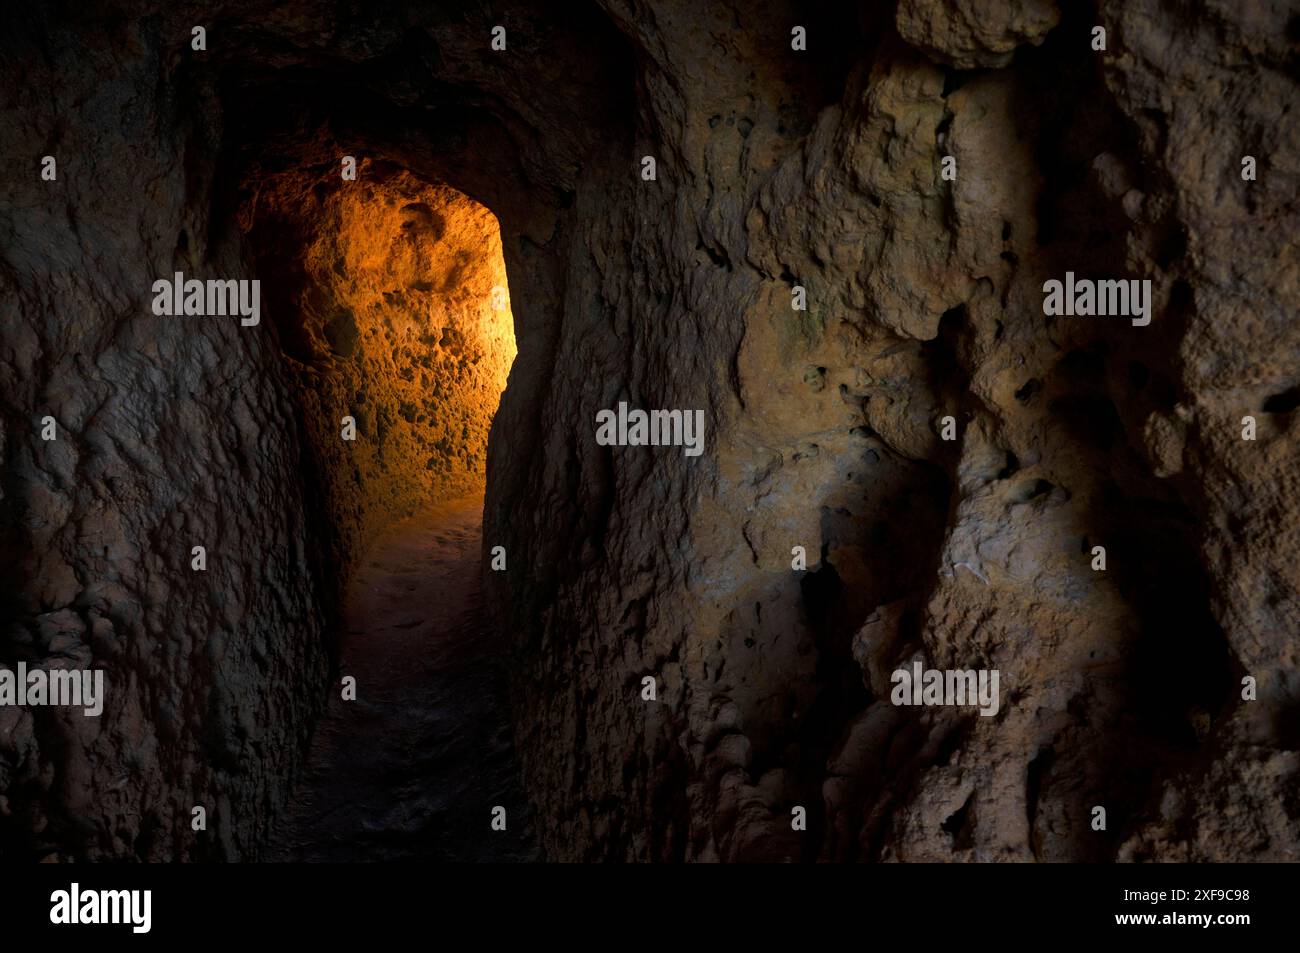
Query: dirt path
265,497,538,862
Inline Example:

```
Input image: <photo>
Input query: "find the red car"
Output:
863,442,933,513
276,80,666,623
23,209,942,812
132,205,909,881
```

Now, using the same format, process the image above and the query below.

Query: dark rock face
0,0,1295,862
0,38,330,857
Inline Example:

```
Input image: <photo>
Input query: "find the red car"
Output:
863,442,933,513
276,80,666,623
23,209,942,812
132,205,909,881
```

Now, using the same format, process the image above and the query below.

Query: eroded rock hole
1263,386,1300,414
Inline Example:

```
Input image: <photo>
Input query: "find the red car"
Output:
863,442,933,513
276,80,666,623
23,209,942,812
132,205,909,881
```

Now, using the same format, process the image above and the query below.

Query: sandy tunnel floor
265,498,537,861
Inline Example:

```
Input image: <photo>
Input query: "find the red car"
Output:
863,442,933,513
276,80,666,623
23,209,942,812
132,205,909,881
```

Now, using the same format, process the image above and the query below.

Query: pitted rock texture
246,164,516,568
895,0,1061,69
0,0,1296,863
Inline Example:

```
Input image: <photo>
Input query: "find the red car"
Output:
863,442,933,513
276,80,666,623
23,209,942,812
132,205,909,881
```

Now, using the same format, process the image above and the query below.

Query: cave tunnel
0,0,639,863
0,0,1297,879
155,11,576,862
242,162,529,860
241,156,519,587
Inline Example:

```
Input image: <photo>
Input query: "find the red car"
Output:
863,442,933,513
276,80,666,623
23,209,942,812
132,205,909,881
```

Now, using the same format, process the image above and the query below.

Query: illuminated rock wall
248,164,516,564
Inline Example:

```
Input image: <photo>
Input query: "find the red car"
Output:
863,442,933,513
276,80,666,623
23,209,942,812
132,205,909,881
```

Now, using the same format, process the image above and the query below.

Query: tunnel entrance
240,160,532,859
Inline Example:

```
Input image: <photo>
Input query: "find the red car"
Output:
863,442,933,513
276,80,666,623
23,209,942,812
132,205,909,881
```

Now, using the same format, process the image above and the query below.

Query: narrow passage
267,498,537,861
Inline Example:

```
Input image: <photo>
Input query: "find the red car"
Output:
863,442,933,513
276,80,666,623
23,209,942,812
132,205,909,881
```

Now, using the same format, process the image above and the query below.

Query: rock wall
0,0,1295,862
487,0,1299,862
0,8,330,859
